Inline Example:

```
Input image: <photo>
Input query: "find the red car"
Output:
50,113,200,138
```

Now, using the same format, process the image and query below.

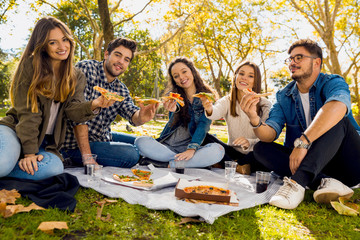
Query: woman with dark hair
200,60,272,174
0,16,112,180
135,57,224,168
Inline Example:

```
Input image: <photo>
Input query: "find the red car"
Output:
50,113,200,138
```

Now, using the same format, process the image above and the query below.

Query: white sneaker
313,178,354,204
269,177,305,209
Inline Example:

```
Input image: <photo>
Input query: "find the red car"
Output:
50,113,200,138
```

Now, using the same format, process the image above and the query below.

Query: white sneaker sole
313,190,354,204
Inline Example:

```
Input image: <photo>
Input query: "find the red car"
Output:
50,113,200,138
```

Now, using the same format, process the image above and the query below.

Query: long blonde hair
10,16,76,113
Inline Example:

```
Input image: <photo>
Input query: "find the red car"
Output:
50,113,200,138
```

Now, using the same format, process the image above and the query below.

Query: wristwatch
294,138,311,149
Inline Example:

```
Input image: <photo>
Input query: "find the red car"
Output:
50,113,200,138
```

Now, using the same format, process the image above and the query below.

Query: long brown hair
165,57,217,126
229,60,262,117
10,16,76,113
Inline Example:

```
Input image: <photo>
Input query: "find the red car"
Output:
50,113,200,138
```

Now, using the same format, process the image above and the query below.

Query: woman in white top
199,60,272,173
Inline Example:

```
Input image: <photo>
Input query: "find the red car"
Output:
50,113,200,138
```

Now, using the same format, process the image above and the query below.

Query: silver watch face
294,138,302,148
294,138,309,149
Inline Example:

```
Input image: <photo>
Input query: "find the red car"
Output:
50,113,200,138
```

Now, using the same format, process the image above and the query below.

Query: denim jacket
266,72,360,148
157,97,211,150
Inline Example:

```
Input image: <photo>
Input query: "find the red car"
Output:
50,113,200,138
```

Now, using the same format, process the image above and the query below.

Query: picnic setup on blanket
65,165,282,224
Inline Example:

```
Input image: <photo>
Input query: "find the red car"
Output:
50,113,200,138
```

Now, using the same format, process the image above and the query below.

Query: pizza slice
94,86,125,102
242,88,273,97
133,179,154,187
134,97,161,106
161,92,185,107
131,169,152,180
113,174,139,182
183,185,230,196
193,92,216,102
113,172,154,187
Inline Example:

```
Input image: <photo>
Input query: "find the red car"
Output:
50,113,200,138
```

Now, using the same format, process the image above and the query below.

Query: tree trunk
98,0,114,53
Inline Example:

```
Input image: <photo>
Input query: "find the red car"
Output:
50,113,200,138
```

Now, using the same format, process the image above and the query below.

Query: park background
0,0,360,124
1,1,360,239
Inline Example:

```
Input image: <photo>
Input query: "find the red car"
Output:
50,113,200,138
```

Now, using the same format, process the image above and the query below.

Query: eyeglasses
284,54,318,64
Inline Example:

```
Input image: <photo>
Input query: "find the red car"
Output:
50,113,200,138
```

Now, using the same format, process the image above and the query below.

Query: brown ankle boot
236,164,251,175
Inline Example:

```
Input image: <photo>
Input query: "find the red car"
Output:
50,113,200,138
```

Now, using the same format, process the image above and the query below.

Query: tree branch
113,0,154,28
136,13,192,56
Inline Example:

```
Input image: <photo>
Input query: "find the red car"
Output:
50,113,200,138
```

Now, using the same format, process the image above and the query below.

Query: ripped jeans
0,125,63,180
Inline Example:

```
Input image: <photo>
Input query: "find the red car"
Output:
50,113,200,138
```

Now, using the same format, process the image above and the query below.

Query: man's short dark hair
106,38,137,60
288,39,323,66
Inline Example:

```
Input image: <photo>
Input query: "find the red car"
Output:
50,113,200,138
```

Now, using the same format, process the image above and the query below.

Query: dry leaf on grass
37,221,68,234
100,213,111,222
0,189,21,204
0,188,45,218
95,198,117,221
2,203,45,218
339,197,360,211
177,217,203,225
330,201,359,216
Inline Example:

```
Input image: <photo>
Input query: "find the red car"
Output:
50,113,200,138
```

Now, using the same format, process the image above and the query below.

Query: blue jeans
0,125,64,180
61,132,139,168
134,136,224,168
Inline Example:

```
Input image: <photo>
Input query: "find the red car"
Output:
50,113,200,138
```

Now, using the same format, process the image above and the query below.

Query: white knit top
206,95,272,154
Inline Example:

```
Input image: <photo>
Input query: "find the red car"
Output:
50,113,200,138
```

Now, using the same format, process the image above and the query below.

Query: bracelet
301,132,311,144
251,118,263,129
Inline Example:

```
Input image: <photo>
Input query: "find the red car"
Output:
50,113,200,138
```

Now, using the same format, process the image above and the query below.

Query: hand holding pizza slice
161,92,185,107
193,92,216,102
134,96,161,106
94,86,125,102
242,88,273,97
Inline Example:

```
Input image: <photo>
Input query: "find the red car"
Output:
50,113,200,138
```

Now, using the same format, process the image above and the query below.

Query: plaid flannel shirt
63,60,139,150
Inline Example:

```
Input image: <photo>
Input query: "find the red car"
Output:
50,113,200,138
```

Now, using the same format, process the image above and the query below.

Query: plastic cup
256,171,271,193
82,154,97,174
174,160,185,174
225,161,237,180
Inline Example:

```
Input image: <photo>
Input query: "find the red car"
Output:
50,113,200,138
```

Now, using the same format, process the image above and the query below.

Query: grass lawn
1,116,360,239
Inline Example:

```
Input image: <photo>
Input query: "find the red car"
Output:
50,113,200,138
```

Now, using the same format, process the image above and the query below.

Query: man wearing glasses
241,39,360,209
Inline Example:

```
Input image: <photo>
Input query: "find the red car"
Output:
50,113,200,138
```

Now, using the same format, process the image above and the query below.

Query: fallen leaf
0,202,6,214
100,213,112,222
0,189,21,204
354,228,360,232
95,198,117,220
95,200,106,206
37,221,68,234
96,204,105,220
177,217,202,225
331,201,359,216
339,197,360,211
2,203,45,218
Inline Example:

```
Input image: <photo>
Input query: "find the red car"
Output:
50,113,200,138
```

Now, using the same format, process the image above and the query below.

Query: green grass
1,189,360,239
1,115,360,239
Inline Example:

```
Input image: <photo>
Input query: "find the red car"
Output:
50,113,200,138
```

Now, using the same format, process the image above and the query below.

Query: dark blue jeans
61,132,139,168
253,118,360,189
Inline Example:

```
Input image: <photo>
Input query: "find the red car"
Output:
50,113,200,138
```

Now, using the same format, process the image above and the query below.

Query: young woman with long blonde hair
0,17,112,180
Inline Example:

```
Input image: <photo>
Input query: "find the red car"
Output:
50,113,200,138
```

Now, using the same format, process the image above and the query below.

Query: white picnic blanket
65,166,282,224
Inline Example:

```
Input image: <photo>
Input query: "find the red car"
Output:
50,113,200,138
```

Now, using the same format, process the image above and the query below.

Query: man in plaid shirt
61,38,159,167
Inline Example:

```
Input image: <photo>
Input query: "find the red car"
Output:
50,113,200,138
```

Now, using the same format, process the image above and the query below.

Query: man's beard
291,66,313,83
105,61,122,78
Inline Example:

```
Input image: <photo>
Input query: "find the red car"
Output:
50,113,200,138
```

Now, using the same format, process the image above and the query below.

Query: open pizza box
175,179,239,204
